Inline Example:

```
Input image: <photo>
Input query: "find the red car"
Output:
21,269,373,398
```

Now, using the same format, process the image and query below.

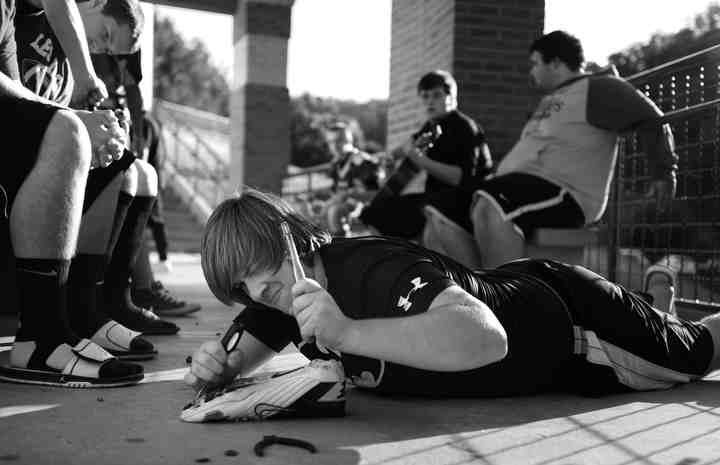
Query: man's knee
131,159,158,197
472,196,515,238
121,162,138,195
39,110,91,173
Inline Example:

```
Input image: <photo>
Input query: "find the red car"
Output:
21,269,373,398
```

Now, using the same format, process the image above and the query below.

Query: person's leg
103,159,178,334
147,196,170,263
358,193,426,239
11,110,88,355
5,104,142,385
422,205,482,269
131,241,154,290
69,174,124,338
471,195,524,269
471,174,585,269
642,264,676,315
131,242,202,317
699,313,720,372
144,113,171,266
503,259,715,395
69,167,156,360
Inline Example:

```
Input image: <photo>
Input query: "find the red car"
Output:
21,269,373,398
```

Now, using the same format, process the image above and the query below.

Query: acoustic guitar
370,123,442,205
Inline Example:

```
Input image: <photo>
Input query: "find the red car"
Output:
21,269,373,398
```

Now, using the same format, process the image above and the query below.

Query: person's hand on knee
76,110,127,169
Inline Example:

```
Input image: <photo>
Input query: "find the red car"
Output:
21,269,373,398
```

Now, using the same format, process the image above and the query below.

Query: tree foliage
153,16,230,116
290,93,388,167
153,16,388,167
609,3,720,76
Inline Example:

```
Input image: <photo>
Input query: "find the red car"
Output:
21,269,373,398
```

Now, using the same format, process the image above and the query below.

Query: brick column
231,0,294,194
389,0,545,161
388,0,455,150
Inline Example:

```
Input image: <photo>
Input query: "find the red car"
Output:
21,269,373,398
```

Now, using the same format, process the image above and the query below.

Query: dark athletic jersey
239,236,576,397
417,109,492,194
14,0,73,105
0,0,18,80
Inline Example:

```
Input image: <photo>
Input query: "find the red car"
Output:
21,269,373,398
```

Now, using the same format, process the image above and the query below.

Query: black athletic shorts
0,97,61,219
84,149,135,213
473,172,585,238
500,259,715,396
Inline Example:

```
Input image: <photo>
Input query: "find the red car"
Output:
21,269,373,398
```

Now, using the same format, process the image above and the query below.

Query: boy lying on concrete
186,187,720,398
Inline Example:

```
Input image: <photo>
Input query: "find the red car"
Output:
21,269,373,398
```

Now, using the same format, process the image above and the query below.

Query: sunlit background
154,0,718,101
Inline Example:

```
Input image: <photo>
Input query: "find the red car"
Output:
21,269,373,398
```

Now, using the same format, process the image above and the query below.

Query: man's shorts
473,172,585,238
500,259,715,396
84,149,135,213
0,97,60,219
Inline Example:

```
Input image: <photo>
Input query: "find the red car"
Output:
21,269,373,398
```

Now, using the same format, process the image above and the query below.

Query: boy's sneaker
132,281,201,317
180,359,346,422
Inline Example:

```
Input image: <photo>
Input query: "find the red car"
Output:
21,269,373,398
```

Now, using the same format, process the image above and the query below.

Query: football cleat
180,359,346,422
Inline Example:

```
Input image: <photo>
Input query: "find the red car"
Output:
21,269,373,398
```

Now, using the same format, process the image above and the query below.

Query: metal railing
153,99,335,214
151,45,720,311
153,100,231,211
587,44,720,311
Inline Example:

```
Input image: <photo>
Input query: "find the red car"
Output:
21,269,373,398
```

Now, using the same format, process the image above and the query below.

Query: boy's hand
75,109,126,168
292,278,351,351
71,74,108,109
184,340,244,391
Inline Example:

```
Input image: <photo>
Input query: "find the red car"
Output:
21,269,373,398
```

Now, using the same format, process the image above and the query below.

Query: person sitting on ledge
465,30,677,269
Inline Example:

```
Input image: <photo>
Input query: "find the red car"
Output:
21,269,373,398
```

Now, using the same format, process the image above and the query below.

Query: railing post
607,146,621,282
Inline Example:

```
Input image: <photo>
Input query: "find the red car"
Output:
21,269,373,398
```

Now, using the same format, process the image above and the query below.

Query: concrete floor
1,254,720,465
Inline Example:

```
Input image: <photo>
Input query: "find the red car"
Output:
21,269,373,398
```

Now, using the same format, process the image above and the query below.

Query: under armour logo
396,277,428,312
30,33,53,61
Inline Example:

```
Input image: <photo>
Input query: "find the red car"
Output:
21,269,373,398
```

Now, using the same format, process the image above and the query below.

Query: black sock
106,191,134,256
104,195,156,315
68,254,111,338
131,241,154,291
14,258,79,363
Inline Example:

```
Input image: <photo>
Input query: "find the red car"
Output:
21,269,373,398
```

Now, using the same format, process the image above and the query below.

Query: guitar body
367,124,442,207
371,159,420,205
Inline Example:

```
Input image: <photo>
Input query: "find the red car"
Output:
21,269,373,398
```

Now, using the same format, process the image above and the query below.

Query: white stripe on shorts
474,187,568,223
575,327,700,391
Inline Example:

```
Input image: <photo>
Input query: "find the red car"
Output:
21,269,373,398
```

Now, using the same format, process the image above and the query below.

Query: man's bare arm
37,0,107,107
0,70,62,103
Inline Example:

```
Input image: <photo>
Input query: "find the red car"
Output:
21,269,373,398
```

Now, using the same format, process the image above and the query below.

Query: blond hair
201,186,331,305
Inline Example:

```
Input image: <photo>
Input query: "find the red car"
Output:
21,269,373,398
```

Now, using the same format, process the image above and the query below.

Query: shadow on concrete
2,261,719,464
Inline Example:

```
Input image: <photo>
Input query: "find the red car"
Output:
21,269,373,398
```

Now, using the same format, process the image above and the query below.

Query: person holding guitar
358,70,492,239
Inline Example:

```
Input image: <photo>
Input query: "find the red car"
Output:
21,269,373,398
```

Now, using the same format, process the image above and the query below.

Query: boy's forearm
0,71,62,106
340,305,506,372
417,157,462,186
42,0,95,79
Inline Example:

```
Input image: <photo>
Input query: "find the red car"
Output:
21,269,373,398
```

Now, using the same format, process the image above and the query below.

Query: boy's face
85,14,136,54
232,259,295,314
529,51,558,91
419,86,454,119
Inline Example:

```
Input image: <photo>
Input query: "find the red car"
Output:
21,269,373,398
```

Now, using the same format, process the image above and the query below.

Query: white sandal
0,339,143,388
90,321,157,361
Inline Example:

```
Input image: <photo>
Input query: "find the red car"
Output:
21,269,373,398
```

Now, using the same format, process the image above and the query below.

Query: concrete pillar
231,0,294,194
139,2,154,111
389,0,545,161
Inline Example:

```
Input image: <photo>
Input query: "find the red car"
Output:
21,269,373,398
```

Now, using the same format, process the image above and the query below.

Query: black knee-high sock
104,195,156,314
68,253,111,337
14,258,79,352
106,192,134,257
131,241,154,291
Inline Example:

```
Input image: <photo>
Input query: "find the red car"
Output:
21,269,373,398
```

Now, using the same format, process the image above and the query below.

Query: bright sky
155,0,718,102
